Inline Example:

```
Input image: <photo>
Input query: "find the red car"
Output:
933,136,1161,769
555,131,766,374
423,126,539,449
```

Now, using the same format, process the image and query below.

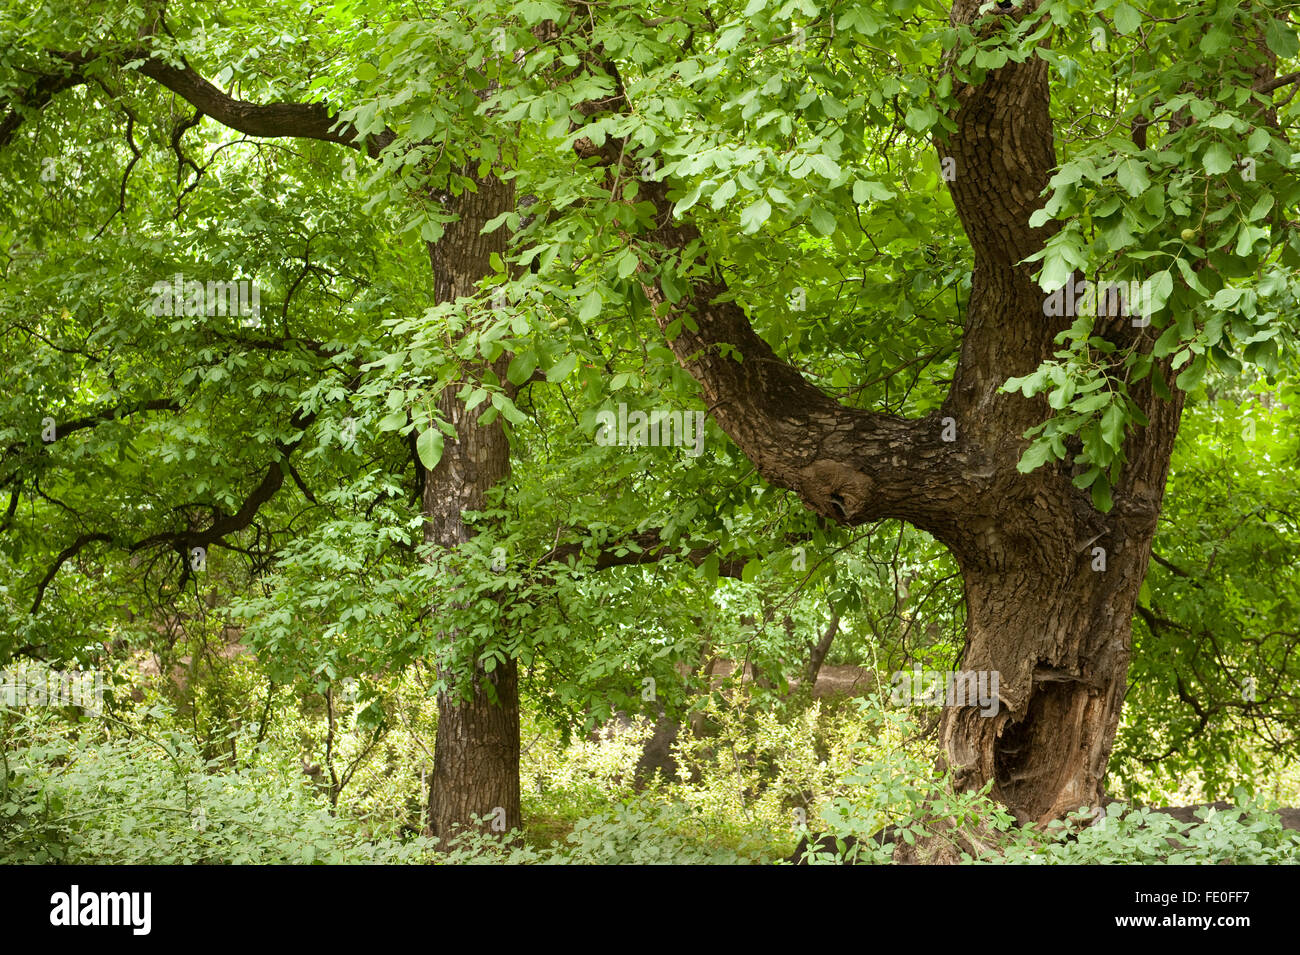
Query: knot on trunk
799,459,873,523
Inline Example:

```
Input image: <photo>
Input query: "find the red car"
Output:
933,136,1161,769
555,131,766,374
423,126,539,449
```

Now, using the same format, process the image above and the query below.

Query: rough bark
931,0,1185,824
422,174,521,839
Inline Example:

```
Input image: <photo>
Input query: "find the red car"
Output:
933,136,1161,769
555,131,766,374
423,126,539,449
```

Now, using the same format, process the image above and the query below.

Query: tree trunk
803,613,841,689
931,0,1186,824
422,173,521,839
941,526,1158,823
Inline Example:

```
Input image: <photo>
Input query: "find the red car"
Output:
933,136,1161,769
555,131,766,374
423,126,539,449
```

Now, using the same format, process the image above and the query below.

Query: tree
0,1,766,837
0,0,530,837
3,0,1297,835
473,0,1297,823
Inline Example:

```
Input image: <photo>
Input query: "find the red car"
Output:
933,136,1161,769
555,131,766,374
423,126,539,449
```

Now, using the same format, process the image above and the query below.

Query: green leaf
717,25,746,51
741,558,762,583
1264,18,1299,59
1116,158,1149,198
415,428,444,470
377,411,408,432
1074,393,1111,414
1173,256,1207,295
578,291,603,321
809,154,841,181
1112,3,1140,34
491,392,528,426
1039,255,1073,295
837,7,884,36
546,353,579,383
1100,402,1125,450
1072,465,1100,490
673,181,705,216
615,249,639,279
1091,477,1113,512
1211,286,1243,309
739,198,772,234
1247,128,1271,154
767,185,792,206
480,211,514,234
1203,143,1233,175
853,179,894,203
1200,27,1231,55
1145,270,1174,315
507,349,538,385
1247,193,1274,222
904,104,937,133
1176,355,1206,392
808,207,837,236
710,178,737,210
1016,440,1053,474
1235,224,1263,257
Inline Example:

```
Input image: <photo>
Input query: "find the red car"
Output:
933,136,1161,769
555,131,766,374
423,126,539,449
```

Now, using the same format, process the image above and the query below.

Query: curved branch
54,398,182,440
31,532,111,613
567,58,987,542
0,54,90,147
128,409,316,556
2,47,396,157
134,55,396,157
1,398,182,478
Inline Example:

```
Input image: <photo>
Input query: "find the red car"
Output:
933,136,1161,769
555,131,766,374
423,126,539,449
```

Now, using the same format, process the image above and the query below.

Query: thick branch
1,398,182,482
129,410,315,555
52,398,181,440
566,59,984,541
135,56,395,157
936,0,1064,439
0,55,89,146
2,48,395,156
1257,70,1300,94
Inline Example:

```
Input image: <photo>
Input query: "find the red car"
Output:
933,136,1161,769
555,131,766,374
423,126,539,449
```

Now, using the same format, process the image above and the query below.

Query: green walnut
1180,228,1197,242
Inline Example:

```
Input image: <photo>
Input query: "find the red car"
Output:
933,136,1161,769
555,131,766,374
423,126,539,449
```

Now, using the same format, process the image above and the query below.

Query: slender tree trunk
422,173,521,838
803,613,841,689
